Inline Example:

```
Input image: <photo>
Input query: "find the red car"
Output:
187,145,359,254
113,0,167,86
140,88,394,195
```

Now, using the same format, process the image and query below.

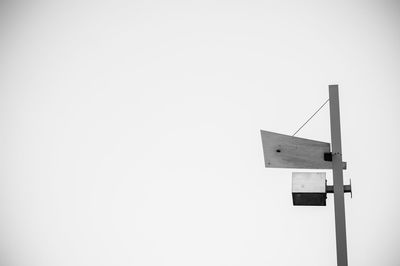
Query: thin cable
292,98,330,136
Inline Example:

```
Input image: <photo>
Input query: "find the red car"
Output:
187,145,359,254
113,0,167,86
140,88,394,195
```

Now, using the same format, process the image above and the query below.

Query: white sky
0,1,399,265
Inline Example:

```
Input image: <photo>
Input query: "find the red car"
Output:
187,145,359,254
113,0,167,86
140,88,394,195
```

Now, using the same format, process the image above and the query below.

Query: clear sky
1,1,399,265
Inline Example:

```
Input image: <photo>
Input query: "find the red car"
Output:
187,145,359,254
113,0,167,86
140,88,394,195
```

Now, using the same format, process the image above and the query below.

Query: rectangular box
292,172,327,206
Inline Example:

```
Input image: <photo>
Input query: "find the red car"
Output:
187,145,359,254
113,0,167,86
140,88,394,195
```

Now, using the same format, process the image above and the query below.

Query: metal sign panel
260,130,346,169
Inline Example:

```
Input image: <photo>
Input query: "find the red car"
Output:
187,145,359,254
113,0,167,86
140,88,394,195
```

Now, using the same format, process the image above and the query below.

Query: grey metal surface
260,130,347,169
292,172,326,193
329,85,348,266
326,184,352,194
292,192,327,206
292,172,327,206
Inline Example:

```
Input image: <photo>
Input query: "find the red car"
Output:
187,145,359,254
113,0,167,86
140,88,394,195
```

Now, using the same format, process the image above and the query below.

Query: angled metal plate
260,130,346,169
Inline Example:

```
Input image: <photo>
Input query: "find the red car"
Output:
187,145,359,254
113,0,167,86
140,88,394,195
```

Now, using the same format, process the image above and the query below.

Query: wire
292,98,329,137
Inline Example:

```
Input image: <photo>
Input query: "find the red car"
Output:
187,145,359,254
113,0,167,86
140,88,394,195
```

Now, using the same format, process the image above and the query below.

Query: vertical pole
329,85,348,266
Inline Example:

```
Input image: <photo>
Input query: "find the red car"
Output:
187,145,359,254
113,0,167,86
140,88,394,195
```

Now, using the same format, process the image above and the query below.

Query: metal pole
329,85,348,266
